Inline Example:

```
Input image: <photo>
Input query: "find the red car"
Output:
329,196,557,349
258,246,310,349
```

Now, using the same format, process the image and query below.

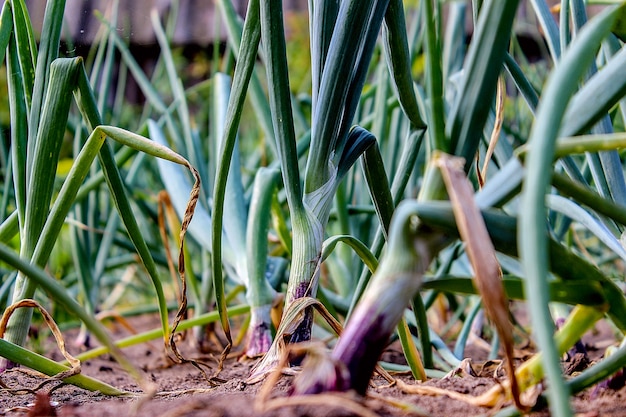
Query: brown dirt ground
0,314,625,417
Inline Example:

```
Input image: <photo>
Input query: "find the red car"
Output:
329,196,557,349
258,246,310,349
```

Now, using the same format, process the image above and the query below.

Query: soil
0,314,625,417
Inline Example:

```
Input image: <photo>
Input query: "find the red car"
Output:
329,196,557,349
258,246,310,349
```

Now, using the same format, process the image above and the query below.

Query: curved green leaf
546,194,626,262
321,234,379,274
519,7,625,414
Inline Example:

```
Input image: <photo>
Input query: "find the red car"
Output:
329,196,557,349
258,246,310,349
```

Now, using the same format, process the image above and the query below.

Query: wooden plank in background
25,0,307,46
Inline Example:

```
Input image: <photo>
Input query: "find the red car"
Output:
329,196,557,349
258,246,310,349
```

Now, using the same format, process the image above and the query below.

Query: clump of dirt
0,314,624,417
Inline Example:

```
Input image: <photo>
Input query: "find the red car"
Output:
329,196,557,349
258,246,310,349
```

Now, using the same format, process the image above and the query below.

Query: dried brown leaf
0,299,80,380
434,153,523,410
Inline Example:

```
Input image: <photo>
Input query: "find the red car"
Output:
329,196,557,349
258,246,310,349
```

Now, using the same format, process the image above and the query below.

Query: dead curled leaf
248,296,343,384
0,299,81,381
395,376,542,411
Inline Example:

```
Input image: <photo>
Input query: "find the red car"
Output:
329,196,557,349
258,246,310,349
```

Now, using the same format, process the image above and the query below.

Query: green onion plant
0,0,202,389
